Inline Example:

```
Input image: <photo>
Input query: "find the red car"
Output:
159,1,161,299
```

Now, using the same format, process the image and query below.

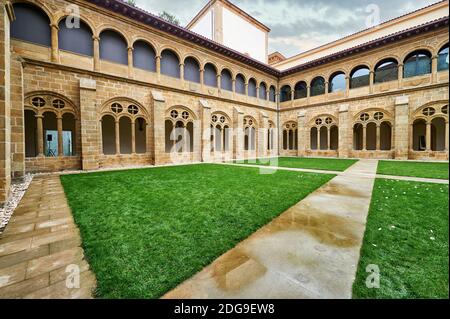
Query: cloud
135,0,441,57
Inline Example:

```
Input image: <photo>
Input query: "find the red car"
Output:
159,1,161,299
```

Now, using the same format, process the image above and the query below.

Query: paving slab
0,176,96,299
164,160,379,299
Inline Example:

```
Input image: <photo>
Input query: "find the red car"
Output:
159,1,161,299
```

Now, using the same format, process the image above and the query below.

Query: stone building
0,0,449,205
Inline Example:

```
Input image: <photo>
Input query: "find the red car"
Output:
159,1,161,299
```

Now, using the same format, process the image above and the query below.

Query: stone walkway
163,160,379,299
0,159,446,299
0,176,96,299
226,162,449,185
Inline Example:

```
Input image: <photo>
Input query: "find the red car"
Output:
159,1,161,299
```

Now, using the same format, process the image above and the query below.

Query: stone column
317,127,321,151
376,124,381,151
362,125,367,151
307,85,311,104
155,55,161,82
297,111,306,157
50,23,59,63
128,47,134,79
325,82,329,100
131,120,136,154
200,99,211,162
179,63,185,85
199,69,204,89
327,127,331,150
36,115,44,156
431,56,438,84
394,96,410,159
369,71,374,94
113,120,119,156
338,104,350,158
258,112,268,158
193,118,202,162
233,107,244,160
10,55,26,179
93,36,100,72
216,74,221,91
426,121,432,151
151,90,166,165
445,120,449,152
99,119,103,155
0,2,14,205
57,115,63,156
398,64,404,89
345,77,350,97
79,78,100,170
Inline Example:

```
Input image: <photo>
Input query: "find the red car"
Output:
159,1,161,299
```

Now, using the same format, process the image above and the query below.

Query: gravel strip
0,174,33,234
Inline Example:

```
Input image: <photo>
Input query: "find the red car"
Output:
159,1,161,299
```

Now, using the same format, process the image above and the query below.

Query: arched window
204,63,218,87
102,115,116,155
404,50,432,78
119,117,132,154
161,50,180,78
438,44,449,71
282,123,297,150
329,72,346,93
353,123,364,150
243,117,256,151
135,118,147,154
259,82,267,100
310,77,325,96
374,59,398,83
221,69,233,91
350,66,370,89
100,30,128,65
133,41,156,72
62,113,76,156
25,110,38,157
248,78,257,97
280,85,292,102
294,81,307,99
210,113,231,153
11,3,51,47
235,74,246,95
58,19,93,56
269,86,276,102
165,108,194,153
184,57,200,83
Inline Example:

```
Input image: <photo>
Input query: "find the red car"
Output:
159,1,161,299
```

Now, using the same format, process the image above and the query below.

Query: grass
60,164,333,299
233,157,358,172
353,179,449,299
377,160,449,180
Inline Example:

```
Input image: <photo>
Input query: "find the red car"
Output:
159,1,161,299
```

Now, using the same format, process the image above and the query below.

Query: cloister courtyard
0,157,448,299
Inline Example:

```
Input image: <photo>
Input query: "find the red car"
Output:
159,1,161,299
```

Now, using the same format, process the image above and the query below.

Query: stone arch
165,106,196,153
11,1,52,47
99,97,150,122
204,62,218,87
282,121,298,151
132,39,157,72
184,56,201,83
400,46,435,63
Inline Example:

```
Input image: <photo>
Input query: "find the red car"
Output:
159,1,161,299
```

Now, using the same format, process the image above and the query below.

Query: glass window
310,77,325,96
438,45,449,71
350,67,370,89
329,73,346,92
403,51,432,78
375,59,398,83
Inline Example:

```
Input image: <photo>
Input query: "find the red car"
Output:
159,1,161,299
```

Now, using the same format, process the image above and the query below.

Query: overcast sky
134,0,440,57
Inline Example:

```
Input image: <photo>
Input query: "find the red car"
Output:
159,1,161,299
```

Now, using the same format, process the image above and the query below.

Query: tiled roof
86,0,449,78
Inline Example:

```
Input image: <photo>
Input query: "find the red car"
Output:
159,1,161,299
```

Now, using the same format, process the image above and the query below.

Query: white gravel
0,174,33,234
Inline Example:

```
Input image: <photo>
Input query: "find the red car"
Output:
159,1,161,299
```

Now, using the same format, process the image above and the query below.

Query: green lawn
377,160,449,180
353,179,449,299
234,157,358,172
60,164,333,299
